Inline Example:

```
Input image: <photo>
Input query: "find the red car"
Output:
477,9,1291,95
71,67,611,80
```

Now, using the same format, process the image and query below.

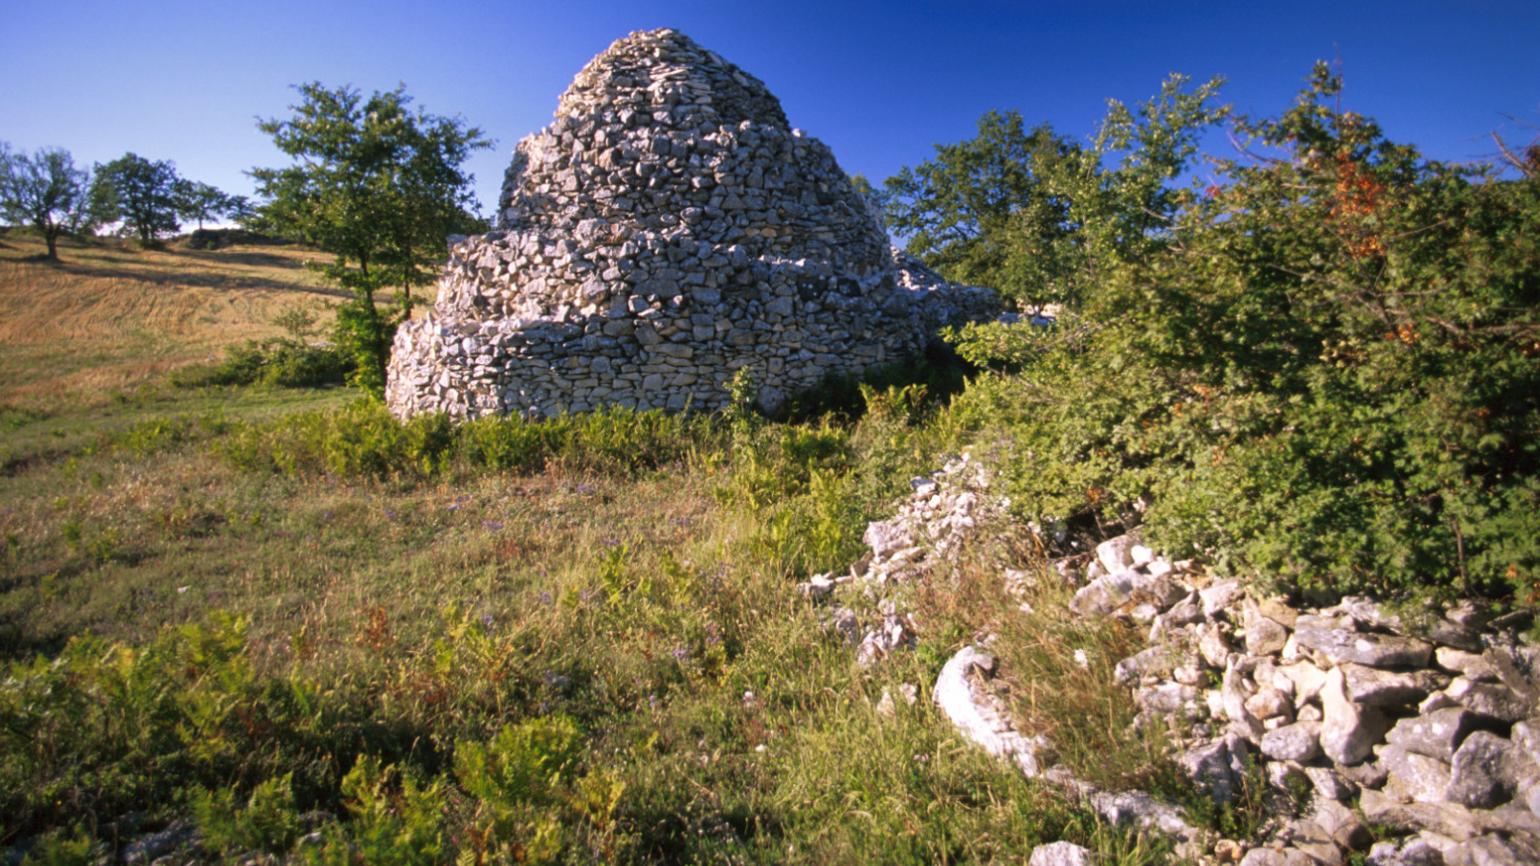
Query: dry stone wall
386,29,997,420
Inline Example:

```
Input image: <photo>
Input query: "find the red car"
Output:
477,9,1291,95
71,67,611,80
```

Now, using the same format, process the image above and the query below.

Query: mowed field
0,230,341,408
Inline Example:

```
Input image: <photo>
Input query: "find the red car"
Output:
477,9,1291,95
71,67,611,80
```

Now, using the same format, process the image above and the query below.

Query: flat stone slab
1294,624,1432,668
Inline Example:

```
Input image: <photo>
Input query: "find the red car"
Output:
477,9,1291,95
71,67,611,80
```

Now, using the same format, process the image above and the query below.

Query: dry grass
0,230,341,408
901,522,1181,795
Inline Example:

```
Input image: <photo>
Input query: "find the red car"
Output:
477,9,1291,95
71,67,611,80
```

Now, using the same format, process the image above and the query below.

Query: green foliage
454,716,623,865
172,339,351,389
950,64,1540,604
303,758,447,866
193,773,305,856
885,77,1225,308
330,280,400,396
173,179,240,230
219,399,715,480
249,82,490,395
0,613,352,843
17,826,99,866
0,143,95,260
884,110,1079,301
251,82,490,299
90,153,183,246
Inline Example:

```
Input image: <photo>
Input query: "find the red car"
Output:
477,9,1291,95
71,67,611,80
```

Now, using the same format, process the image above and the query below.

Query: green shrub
453,716,621,865
0,614,352,842
302,757,447,866
172,339,350,389
944,64,1540,605
193,773,305,856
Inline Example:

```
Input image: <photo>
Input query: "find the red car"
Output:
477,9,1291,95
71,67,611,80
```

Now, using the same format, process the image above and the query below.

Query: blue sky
2,1,1536,214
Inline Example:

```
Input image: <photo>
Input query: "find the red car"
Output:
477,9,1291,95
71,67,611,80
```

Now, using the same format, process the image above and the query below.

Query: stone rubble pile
808,456,1540,865
1079,531,1540,866
800,451,1006,666
385,28,998,421
803,457,1211,855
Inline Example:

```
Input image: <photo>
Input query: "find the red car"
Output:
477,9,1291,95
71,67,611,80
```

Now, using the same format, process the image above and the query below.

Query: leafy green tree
250,82,490,395
224,194,256,227
175,179,237,229
0,143,96,260
91,153,183,245
885,78,1226,308
884,110,1079,301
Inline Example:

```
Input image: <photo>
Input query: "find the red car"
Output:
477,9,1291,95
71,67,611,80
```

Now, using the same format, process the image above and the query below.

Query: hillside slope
0,231,339,408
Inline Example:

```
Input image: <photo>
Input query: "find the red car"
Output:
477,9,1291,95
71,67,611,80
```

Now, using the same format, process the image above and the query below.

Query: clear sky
3,1,1536,215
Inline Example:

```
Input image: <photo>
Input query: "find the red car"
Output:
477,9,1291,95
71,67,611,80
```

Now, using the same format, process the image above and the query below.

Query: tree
175,180,236,229
883,111,1079,301
884,77,1226,307
224,194,256,227
91,153,182,245
0,143,95,260
250,82,490,395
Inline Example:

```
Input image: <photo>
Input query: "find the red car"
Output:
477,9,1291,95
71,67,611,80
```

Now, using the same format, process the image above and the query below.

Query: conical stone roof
386,28,995,420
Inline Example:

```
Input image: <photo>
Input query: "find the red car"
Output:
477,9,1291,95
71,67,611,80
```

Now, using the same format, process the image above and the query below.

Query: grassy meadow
0,231,339,409
0,229,1193,864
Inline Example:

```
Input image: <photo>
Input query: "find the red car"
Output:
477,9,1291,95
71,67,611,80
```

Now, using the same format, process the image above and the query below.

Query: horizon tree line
0,144,260,258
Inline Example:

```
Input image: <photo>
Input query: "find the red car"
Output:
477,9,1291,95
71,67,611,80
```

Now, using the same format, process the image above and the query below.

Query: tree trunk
401,243,413,307
43,226,58,261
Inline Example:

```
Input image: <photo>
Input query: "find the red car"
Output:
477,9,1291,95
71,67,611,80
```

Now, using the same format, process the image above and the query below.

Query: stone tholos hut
385,28,996,420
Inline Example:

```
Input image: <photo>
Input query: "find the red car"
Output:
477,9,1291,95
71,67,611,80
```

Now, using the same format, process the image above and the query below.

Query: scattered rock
1069,571,1138,617
1245,686,1293,721
1200,580,1246,619
1446,730,1531,808
798,573,835,599
1179,734,1249,802
1095,534,1139,575
1199,622,1234,669
1304,765,1357,802
1028,841,1094,866
122,820,199,865
1340,663,1446,706
1246,612,1291,657
1384,707,1479,762
1086,788,1200,840
933,646,1047,777
1294,624,1432,669
1277,661,1329,707
1365,836,1448,866
1360,788,1473,840
1376,744,1451,803
1320,666,1390,765
1223,662,1266,741
1445,677,1532,723
1435,647,1499,681
1260,721,1321,762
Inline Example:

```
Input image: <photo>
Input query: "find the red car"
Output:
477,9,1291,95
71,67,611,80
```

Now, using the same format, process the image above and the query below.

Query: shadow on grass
775,341,975,425
54,260,352,299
